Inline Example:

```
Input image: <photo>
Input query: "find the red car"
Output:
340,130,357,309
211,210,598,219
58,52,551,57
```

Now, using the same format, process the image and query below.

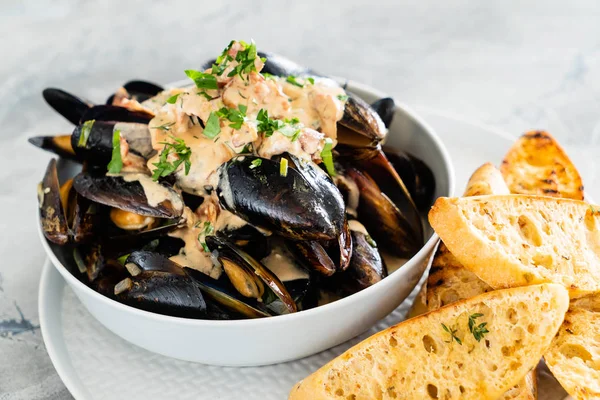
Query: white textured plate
39,110,570,400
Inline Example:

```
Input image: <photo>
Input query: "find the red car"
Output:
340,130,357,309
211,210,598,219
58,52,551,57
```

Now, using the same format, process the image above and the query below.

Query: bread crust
429,195,600,298
500,130,584,200
289,284,569,400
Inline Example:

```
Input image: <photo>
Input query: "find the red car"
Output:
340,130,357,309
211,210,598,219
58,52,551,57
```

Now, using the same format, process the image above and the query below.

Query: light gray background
1,1,599,399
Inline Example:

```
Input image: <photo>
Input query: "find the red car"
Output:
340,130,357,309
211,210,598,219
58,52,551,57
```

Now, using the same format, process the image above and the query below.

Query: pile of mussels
31,50,435,320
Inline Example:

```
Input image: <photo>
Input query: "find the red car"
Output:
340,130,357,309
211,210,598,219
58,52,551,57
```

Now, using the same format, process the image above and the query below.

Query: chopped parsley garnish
286,75,305,88
216,104,247,129
184,69,218,90
320,138,336,177
256,109,285,137
197,91,213,101
278,118,302,141
151,121,176,131
77,119,95,147
220,40,264,79
441,323,462,345
117,253,129,266
166,93,180,104
203,112,221,139
196,220,214,252
249,158,262,169
337,94,349,102
307,77,315,85
280,158,288,177
107,129,123,174
468,313,489,342
151,136,192,181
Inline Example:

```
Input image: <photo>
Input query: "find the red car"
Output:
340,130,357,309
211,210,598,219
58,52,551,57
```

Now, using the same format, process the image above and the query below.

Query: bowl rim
38,78,455,328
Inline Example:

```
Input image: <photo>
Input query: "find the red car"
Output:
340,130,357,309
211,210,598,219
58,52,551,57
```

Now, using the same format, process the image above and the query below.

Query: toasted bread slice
429,195,600,297
571,293,600,312
289,284,568,400
417,164,537,398
545,307,600,399
500,131,584,200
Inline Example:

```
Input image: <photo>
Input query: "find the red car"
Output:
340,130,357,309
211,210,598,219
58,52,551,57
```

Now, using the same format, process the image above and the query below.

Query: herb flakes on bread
429,195,600,298
500,130,584,200
289,284,568,400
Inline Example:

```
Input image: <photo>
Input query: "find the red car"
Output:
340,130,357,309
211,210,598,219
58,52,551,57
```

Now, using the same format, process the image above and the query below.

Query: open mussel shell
28,134,80,162
383,146,435,211
38,159,69,245
71,119,153,165
206,235,297,314
217,155,346,242
342,165,422,257
185,267,272,319
337,93,387,147
73,173,184,219
43,88,93,125
370,97,395,129
106,80,163,105
257,51,318,77
337,145,423,242
220,224,271,260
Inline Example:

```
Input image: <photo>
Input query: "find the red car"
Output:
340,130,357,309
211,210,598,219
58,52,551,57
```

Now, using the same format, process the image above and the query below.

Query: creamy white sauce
120,173,184,211
261,244,309,282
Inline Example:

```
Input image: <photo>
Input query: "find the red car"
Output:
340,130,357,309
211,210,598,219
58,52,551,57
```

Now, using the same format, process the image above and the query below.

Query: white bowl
38,80,454,366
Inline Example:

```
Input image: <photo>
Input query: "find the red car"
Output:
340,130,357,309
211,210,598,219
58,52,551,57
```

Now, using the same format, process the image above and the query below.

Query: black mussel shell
80,105,153,124
384,147,435,212
38,159,69,245
43,88,93,125
343,166,421,257
343,226,387,293
106,80,163,105
28,135,80,162
71,119,153,165
292,241,336,276
257,51,317,77
73,173,184,219
370,97,395,129
185,267,272,319
206,236,297,313
217,155,346,241
338,94,387,146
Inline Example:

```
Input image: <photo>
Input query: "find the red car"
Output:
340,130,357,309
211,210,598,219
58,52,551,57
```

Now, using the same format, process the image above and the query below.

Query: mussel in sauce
30,39,435,319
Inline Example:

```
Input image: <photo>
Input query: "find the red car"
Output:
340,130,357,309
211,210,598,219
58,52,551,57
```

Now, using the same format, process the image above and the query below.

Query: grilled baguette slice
425,163,508,311
289,284,568,400
545,306,600,399
429,195,600,298
417,163,537,399
500,130,584,200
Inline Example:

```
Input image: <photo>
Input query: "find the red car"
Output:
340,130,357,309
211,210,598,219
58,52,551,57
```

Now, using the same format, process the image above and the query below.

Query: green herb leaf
337,94,349,102
184,69,218,90
77,119,95,147
441,323,462,345
286,75,304,88
203,112,221,139
320,138,336,177
117,254,129,266
256,109,284,137
215,105,247,130
224,40,261,79
280,158,288,177
107,129,123,174
468,313,489,342
249,158,262,169
166,93,180,104
307,77,315,85
151,136,192,181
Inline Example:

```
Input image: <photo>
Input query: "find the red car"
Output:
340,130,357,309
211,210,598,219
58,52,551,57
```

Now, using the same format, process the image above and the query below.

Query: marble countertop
1,1,599,398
